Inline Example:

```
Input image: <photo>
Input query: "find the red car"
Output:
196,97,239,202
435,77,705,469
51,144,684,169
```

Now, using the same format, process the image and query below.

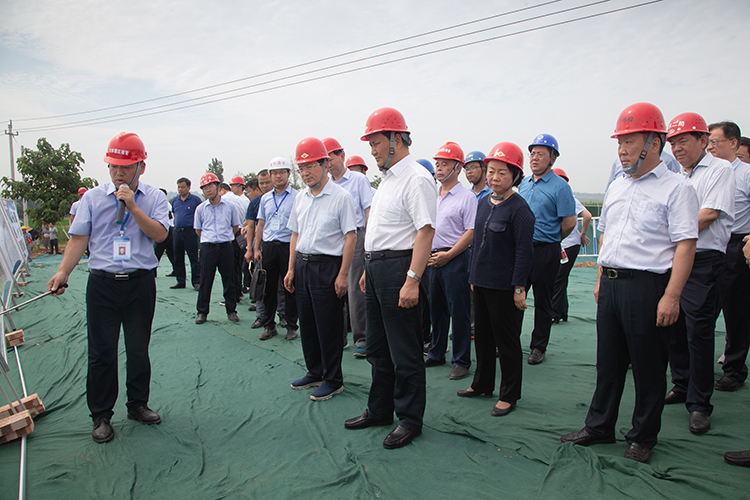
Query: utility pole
5,120,18,181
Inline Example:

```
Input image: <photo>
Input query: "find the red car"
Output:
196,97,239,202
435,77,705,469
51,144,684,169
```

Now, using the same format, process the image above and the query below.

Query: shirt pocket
318,211,340,233
376,194,406,225
634,200,666,234
488,221,508,233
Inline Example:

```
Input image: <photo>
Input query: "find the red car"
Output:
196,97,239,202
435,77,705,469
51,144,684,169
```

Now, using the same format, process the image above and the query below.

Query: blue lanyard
272,190,288,217
115,191,140,232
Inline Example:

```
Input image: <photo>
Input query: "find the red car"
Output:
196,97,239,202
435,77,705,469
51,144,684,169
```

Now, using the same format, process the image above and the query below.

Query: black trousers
154,226,175,271
552,244,581,321
196,242,236,316
584,269,671,448
364,256,426,430
86,270,156,419
471,287,523,403
526,242,560,352
668,251,724,415
232,235,243,298
173,228,200,286
261,241,298,329
296,257,345,389
719,236,750,383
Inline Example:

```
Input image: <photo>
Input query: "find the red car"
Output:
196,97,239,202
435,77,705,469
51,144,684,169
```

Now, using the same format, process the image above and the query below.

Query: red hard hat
611,103,666,138
200,173,220,188
322,137,344,154
77,187,88,195
433,141,464,164
553,168,569,182
361,107,409,141
103,132,147,165
485,142,524,171
346,155,368,172
666,112,709,139
230,175,245,185
295,137,329,165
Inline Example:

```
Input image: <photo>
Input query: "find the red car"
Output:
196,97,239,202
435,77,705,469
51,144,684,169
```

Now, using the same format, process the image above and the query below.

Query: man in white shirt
665,112,736,435
707,121,750,392
344,108,436,450
284,137,357,402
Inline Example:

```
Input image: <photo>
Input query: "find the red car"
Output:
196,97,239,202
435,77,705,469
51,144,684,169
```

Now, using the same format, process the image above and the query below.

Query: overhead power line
15,0,660,133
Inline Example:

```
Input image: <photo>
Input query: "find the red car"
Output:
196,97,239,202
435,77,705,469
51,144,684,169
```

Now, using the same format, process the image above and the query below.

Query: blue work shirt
257,185,298,243
331,169,372,228
245,195,261,221
70,181,169,273
172,193,203,228
475,184,490,202
194,197,240,244
518,169,576,243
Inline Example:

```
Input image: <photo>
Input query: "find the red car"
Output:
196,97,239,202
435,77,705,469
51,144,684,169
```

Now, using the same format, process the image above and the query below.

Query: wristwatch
407,270,422,283
514,288,523,294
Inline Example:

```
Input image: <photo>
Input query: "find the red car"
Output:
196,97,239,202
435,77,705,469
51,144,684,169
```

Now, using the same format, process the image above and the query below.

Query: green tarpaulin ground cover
0,255,747,499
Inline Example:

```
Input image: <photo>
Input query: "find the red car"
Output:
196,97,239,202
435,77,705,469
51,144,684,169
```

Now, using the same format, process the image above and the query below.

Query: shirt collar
305,179,334,198
532,169,555,184
385,154,414,178
106,181,145,196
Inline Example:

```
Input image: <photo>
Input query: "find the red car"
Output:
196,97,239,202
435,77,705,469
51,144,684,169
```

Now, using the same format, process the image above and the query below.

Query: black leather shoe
457,388,492,398
127,405,162,425
449,365,470,380
259,327,277,340
285,328,298,340
424,357,446,367
170,283,186,289
491,402,516,416
560,428,615,446
195,313,207,324
92,417,114,443
165,272,176,277
251,318,264,329
344,410,393,430
689,411,710,434
664,390,686,404
193,285,200,291
248,304,257,312
227,312,239,322
383,425,422,449
528,348,545,365
714,376,744,392
724,450,750,467
624,442,652,463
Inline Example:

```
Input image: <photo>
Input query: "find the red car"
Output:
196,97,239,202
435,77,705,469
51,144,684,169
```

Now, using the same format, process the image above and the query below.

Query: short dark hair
741,137,750,150
245,178,259,190
708,121,741,144
220,183,231,191
177,177,191,187
257,169,270,177
159,188,167,196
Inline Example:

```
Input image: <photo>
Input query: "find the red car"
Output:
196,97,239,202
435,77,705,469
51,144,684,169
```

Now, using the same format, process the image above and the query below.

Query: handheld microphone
116,189,126,225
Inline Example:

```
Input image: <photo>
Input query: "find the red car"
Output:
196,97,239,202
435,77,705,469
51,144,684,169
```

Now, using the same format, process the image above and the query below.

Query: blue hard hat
528,134,560,156
464,151,486,165
417,158,435,174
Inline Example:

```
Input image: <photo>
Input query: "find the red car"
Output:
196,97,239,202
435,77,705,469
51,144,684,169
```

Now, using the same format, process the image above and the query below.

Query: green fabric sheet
0,256,748,499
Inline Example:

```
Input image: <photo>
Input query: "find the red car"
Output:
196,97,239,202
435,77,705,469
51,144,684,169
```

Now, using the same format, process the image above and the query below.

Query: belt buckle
300,253,309,261
114,273,129,281
605,269,618,279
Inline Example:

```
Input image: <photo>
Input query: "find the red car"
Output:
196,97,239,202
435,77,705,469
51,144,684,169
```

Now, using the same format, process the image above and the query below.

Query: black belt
695,250,723,260
90,268,153,281
602,267,669,279
533,241,559,248
730,233,748,243
364,249,412,261
298,253,337,262
264,240,289,246
174,227,192,232
204,241,231,248
431,247,451,253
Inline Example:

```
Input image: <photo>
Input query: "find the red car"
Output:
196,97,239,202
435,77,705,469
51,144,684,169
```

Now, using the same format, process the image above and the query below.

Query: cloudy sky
1,0,748,195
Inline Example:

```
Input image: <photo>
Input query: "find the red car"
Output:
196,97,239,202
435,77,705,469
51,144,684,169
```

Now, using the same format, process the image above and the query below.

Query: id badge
114,237,131,261
269,217,281,232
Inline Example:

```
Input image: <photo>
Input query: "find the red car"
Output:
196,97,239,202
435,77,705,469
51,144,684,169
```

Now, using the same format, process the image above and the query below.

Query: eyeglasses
529,152,548,158
463,164,482,171
297,163,321,173
708,138,729,146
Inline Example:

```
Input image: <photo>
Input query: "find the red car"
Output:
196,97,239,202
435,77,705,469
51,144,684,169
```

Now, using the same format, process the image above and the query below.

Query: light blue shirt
731,158,750,234
288,180,357,255
194,197,240,243
257,184,298,243
70,181,169,273
331,169,372,228
518,169,576,243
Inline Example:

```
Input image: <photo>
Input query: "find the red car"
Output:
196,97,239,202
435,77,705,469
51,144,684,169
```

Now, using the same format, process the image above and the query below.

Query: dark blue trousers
584,270,671,448
426,249,472,368
364,256,426,431
527,242,560,352
719,236,750,383
296,256,345,389
261,241,298,329
668,251,724,415
173,228,200,286
86,270,156,419
552,244,581,321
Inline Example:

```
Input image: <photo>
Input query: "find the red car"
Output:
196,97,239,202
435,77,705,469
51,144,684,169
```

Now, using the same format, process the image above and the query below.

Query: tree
1,138,97,225
370,175,382,190
242,172,256,184
206,158,224,182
